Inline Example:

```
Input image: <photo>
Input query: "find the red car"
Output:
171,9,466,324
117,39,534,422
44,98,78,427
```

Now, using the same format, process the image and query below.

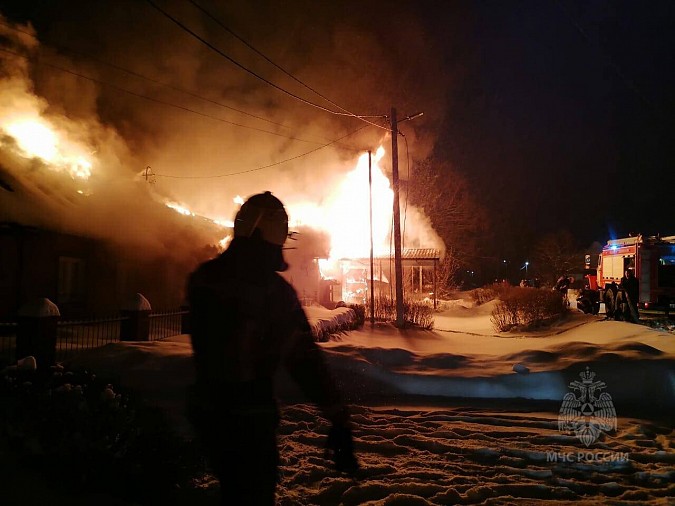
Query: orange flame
2,117,93,180
288,146,391,259
164,201,195,216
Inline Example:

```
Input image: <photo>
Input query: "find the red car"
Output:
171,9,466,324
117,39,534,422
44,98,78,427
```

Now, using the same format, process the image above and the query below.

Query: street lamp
525,261,529,277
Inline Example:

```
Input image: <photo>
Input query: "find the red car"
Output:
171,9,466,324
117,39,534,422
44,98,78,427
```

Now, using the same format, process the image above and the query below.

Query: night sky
433,0,675,259
2,0,674,266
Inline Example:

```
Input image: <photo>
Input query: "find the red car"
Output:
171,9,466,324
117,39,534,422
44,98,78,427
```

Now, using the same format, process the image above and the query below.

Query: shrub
404,299,434,329
370,296,434,329
490,287,567,332
348,303,366,328
471,282,509,306
0,364,209,503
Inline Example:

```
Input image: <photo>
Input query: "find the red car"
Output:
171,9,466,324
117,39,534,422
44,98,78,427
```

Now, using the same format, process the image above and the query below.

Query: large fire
161,147,401,275
2,116,93,180
287,147,392,259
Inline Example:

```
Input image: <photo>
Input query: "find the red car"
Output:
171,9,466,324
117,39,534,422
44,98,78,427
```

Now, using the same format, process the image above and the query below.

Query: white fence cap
18,298,60,317
122,293,152,311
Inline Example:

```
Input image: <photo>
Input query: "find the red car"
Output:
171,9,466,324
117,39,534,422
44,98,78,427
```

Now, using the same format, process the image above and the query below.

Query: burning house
0,164,221,319
0,17,444,320
0,27,222,319
281,148,444,309
284,248,441,309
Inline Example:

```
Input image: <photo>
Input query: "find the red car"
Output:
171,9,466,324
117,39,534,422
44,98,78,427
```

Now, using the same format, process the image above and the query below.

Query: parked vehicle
577,235,675,316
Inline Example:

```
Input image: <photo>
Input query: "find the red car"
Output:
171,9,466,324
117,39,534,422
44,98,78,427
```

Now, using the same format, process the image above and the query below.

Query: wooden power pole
368,150,375,327
390,107,405,327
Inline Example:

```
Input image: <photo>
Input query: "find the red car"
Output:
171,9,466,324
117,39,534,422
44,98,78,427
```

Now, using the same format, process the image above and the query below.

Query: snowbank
67,300,674,431
304,305,358,341
58,297,673,504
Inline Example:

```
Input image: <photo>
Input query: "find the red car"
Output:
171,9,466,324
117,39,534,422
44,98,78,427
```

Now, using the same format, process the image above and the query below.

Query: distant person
619,269,639,322
186,192,358,505
555,275,572,307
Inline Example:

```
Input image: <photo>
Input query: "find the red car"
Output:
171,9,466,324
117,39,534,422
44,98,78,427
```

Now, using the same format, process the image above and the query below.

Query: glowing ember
2,118,93,180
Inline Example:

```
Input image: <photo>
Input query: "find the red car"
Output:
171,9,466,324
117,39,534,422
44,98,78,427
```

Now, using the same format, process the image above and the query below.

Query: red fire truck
577,234,675,316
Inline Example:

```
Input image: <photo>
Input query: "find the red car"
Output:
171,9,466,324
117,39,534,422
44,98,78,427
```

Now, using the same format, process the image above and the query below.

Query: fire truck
576,234,675,316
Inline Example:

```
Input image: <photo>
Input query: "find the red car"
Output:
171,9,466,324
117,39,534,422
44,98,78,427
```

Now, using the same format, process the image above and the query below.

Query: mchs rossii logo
558,367,617,447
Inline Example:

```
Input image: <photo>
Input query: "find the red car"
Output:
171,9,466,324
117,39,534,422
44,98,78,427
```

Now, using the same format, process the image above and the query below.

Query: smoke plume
1,1,452,265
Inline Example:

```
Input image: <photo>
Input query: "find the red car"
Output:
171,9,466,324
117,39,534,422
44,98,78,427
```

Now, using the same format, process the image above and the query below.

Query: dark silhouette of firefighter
618,269,639,322
186,192,358,505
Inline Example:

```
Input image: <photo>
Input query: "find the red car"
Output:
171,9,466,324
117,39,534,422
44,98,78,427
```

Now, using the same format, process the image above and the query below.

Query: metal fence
149,309,188,341
0,308,188,366
56,315,127,362
0,322,18,367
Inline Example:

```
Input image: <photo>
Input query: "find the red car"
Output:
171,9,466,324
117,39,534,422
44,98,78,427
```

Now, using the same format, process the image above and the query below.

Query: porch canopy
352,248,442,309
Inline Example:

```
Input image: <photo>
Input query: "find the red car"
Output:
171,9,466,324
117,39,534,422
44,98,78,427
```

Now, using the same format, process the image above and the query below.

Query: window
58,256,85,304
658,254,675,288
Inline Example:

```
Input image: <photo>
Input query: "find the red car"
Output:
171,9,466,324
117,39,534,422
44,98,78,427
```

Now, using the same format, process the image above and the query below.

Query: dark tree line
407,157,488,291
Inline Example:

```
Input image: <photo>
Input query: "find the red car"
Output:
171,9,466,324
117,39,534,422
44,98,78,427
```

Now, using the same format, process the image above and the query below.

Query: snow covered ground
24,295,675,504
275,404,673,505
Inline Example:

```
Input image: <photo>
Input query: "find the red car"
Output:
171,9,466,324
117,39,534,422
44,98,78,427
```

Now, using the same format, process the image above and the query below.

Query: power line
402,133,411,249
153,125,370,179
0,19,337,142
0,19,384,181
145,0,390,131
0,46,360,146
188,0,385,120
0,20,367,150
61,48,317,134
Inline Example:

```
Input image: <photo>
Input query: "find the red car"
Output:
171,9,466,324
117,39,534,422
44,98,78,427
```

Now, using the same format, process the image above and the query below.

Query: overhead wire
153,124,370,179
187,0,386,120
3,23,257,121
145,0,390,131
59,48,318,135
0,21,368,149
402,133,411,250
0,46,366,148
1,13,403,187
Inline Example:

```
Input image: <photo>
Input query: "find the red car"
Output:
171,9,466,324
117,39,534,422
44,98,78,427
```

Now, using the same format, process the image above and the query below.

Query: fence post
16,298,60,369
120,293,151,341
180,303,190,334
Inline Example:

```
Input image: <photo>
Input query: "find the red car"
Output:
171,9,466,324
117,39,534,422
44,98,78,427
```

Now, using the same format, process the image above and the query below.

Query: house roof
398,248,441,260
344,248,441,263
372,248,441,260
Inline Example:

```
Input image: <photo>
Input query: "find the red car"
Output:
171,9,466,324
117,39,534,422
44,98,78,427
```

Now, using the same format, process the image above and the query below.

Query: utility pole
368,150,375,327
143,166,155,184
390,107,405,327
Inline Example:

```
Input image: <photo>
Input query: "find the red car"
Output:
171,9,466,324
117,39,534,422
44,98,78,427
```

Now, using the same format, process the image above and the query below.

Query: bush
348,303,366,328
470,283,508,306
370,296,434,329
490,287,567,332
0,364,209,503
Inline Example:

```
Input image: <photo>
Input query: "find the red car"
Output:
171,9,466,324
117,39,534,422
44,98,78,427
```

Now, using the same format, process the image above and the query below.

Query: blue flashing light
610,244,619,251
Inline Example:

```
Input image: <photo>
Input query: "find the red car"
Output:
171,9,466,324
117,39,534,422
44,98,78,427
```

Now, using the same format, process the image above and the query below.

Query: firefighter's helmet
234,191,288,246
